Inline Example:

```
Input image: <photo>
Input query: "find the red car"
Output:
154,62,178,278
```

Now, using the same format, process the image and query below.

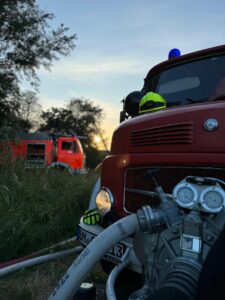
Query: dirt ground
94,283,106,300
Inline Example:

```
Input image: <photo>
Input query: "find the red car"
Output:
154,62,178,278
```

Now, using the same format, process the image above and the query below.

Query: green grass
0,160,99,262
0,255,107,300
0,158,105,299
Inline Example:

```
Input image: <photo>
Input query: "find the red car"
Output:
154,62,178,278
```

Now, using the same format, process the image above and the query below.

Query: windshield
145,54,225,107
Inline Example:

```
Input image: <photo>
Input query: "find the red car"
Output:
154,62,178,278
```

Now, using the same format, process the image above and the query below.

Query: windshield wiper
186,97,209,103
209,94,225,101
187,95,225,103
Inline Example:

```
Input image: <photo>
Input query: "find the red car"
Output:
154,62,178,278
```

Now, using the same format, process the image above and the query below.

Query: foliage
0,0,76,127
86,148,107,169
40,98,103,138
0,95,21,128
0,90,43,131
0,161,99,262
18,90,43,130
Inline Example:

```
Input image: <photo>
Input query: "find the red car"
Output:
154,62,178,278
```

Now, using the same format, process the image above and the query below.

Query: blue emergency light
168,48,181,59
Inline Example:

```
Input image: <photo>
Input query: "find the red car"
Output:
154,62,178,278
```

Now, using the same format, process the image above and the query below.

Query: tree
39,98,106,168
0,91,42,131
0,95,20,128
40,98,103,136
18,90,42,130
39,107,74,133
0,0,76,127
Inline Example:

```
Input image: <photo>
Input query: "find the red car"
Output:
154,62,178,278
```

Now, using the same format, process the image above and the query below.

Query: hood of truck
111,101,225,154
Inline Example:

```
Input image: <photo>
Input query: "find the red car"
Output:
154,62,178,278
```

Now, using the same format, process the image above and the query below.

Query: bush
0,161,98,261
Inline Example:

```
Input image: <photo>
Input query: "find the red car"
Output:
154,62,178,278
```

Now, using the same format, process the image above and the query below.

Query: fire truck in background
2,132,86,174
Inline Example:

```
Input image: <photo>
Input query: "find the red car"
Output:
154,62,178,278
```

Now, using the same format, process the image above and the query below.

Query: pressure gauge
173,182,198,208
200,186,225,213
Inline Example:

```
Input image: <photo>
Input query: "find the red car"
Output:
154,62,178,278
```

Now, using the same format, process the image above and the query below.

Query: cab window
61,141,77,152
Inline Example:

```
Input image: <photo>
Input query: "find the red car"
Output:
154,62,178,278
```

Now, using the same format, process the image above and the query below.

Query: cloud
37,54,149,106
39,95,66,110
39,55,147,79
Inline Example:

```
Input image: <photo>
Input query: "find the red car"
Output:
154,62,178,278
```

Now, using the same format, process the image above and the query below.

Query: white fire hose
48,214,140,300
48,205,166,300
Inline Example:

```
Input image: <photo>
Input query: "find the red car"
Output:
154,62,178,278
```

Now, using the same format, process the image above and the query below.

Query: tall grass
0,160,99,262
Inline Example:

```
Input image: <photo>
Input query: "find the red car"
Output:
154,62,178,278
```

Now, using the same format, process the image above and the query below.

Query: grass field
0,160,99,261
0,161,105,299
0,253,107,300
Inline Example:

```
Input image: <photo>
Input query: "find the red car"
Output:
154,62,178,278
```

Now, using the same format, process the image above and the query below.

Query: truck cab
56,135,85,173
78,45,225,299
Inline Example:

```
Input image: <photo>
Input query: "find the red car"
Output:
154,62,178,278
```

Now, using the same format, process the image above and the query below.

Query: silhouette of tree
0,0,76,128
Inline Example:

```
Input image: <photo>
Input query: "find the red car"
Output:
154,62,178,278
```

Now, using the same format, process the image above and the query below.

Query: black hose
149,257,200,300
150,287,189,300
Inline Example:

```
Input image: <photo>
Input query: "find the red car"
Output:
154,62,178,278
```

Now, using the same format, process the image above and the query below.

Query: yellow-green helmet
139,92,166,114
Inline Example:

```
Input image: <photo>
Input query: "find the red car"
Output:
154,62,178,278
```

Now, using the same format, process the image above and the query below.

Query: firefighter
139,91,167,114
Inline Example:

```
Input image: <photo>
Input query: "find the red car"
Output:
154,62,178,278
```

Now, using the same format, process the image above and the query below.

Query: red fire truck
2,132,86,174
70,44,225,299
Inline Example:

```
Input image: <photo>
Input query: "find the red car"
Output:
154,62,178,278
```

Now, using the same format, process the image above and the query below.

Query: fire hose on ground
0,237,82,277
0,246,83,278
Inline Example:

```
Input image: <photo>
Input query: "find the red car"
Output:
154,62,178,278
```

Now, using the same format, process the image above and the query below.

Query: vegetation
0,257,106,300
40,99,103,135
0,0,76,126
0,161,99,262
0,161,104,299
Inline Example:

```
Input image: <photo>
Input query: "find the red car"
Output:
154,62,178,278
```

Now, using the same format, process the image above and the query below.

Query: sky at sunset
34,0,225,149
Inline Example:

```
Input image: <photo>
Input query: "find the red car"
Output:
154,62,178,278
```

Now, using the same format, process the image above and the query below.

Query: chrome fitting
137,205,166,233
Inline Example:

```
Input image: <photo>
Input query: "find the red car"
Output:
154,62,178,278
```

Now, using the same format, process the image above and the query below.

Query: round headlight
95,188,114,216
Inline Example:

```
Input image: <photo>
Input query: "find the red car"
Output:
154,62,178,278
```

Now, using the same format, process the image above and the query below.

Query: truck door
57,138,83,170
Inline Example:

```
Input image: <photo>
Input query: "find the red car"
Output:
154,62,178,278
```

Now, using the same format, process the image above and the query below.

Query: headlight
95,188,114,216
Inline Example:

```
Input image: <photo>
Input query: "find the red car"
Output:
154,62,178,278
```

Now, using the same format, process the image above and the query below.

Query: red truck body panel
111,101,225,155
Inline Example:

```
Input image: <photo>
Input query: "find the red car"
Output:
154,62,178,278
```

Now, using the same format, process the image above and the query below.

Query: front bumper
78,217,141,273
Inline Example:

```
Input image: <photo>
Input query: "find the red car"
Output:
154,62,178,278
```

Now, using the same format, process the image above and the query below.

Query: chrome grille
124,167,225,213
130,122,194,147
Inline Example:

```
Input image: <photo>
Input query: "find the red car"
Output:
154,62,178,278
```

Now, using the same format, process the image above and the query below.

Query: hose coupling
137,205,166,233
